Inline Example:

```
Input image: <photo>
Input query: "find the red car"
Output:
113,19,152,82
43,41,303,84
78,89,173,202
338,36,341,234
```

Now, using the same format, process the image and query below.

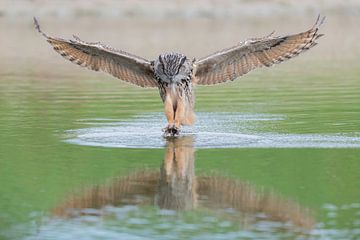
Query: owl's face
153,53,193,84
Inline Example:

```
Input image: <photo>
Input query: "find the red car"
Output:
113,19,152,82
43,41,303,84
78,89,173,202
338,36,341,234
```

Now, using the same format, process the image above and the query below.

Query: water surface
0,17,360,240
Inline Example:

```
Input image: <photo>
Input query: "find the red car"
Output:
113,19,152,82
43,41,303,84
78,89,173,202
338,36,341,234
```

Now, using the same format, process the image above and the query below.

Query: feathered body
34,16,325,136
154,53,195,131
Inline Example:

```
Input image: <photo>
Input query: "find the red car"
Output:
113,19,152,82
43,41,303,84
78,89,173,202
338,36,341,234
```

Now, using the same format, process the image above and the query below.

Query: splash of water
64,113,360,148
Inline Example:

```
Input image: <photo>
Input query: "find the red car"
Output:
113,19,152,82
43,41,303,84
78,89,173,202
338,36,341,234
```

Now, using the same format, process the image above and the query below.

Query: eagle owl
34,16,324,136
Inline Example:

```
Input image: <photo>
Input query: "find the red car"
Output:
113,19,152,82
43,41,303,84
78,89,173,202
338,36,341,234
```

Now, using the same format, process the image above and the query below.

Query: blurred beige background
0,0,359,77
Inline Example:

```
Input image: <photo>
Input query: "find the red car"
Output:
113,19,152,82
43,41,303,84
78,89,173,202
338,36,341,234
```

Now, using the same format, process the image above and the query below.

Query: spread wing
34,18,158,88
194,15,325,85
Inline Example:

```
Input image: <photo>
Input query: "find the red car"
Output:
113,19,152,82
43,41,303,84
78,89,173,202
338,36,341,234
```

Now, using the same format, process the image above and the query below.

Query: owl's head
153,53,193,84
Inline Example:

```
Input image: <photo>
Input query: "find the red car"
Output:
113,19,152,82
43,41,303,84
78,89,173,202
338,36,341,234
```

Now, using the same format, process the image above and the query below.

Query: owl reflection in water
34,16,324,136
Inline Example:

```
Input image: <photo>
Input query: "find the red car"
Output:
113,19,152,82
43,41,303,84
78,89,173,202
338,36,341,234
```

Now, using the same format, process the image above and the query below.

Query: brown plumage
34,16,325,136
34,18,157,88
194,15,325,85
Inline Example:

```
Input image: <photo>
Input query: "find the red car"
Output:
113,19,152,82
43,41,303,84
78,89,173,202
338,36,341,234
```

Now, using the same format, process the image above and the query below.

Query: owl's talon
162,125,180,137
162,124,173,132
171,127,180,136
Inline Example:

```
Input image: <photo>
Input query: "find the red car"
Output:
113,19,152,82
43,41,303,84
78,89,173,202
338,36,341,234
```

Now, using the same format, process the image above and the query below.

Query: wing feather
34,18,158,88
195,15,325,85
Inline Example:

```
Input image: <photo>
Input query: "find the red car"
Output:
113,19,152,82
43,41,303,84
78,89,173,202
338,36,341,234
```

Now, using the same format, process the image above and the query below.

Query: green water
0,60,359,239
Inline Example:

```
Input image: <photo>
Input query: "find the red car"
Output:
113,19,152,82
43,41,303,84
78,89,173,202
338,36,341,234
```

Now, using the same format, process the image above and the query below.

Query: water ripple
64,113,360,148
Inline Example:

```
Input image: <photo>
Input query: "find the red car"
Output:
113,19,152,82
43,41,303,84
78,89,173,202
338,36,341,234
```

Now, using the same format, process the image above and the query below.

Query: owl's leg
183,109,195,125
163,95,175,133
174,97,185,129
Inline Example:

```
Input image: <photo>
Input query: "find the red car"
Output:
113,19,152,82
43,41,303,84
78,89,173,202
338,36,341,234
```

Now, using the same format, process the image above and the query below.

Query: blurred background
1,0,360,75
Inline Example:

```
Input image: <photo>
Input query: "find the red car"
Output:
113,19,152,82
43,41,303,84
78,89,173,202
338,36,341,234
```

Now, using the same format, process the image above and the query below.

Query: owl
34,16,324,136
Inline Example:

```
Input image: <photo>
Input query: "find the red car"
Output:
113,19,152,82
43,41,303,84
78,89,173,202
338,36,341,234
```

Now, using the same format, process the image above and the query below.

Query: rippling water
65,113,360,148
1,67,359,239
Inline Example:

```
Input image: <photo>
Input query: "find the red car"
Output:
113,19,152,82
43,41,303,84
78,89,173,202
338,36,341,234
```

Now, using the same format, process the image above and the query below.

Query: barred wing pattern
195,16,325,85
34,18,158,88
